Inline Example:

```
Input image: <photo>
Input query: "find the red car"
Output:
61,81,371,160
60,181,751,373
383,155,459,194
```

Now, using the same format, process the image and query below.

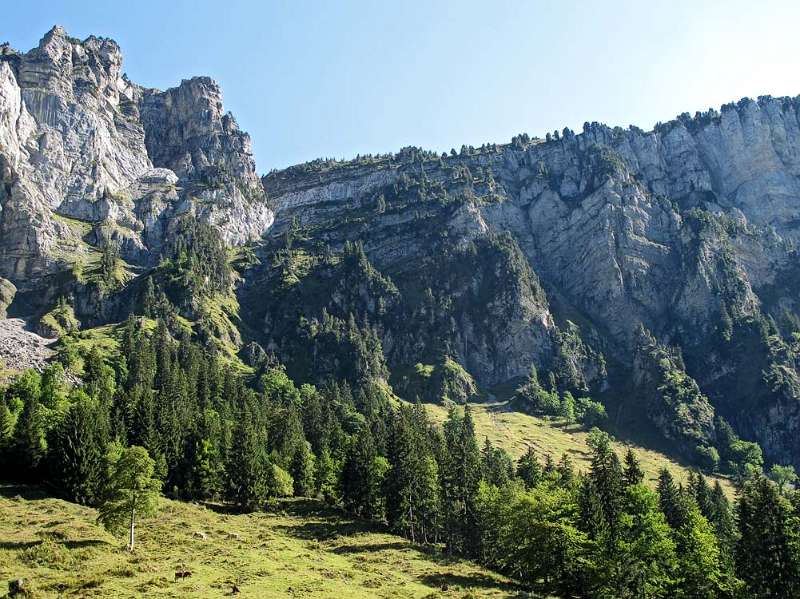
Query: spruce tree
588,431,623,538
708,480,736,556
290,440,316,497
0,399,13,456
386,406,439,543
342,429,378,516
623,447,644,487
557,452,575,487
226,404,271,511
736,476,800,598
480,438,513,487
578,476,607,540
11,394,46,479
441,405,481,555
657,468,689,529
49,391,110,505
516,445,542,489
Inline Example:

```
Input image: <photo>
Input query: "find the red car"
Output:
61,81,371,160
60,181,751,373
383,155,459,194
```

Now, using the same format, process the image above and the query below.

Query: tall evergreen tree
386,406,440,543
48,391,110,505
480,438,513,487
588,430,624,538
657,468,689,529
441,405,481,555
290,440,316,498
516,445,542,489
226,403,271,511
342,429,379,517
623,447,644,487
736,476,800,598
708,480,736,557
11,393,46,478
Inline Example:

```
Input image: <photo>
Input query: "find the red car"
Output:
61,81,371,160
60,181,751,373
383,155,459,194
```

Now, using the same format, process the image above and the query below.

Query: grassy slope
425,401,736,497
0,486,526,599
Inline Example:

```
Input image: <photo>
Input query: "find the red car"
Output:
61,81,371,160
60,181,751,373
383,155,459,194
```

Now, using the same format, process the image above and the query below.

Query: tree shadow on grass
0,538,107,550
0,483,50,501
274,518,374,541
0,540,41,550
331,541,410,555
62,539,108,549
419,572,524,594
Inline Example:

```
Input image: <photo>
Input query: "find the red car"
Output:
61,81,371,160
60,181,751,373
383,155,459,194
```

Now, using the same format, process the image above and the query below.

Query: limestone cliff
0,26,272,287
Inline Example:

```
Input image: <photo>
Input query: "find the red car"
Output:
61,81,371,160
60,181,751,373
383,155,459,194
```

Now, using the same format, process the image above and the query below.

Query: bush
576,398,607,428
694,445,720,472
272,464,294,497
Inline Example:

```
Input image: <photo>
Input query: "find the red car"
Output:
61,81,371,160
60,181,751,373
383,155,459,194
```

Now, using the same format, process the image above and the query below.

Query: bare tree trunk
128,503,136,551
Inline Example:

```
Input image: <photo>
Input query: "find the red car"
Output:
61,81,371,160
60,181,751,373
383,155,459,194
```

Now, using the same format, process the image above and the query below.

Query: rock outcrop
0,26,272,289
0,278,15,318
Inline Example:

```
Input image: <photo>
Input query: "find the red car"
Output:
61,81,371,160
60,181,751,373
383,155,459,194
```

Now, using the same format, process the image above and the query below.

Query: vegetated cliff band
253,95,800,469
2,26,800,472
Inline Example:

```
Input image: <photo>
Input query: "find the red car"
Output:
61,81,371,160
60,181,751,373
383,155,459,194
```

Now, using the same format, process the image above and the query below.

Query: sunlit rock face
0,26,272,285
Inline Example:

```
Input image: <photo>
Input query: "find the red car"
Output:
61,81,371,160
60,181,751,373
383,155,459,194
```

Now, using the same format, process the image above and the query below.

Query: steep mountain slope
2,27,800,473
247,106,800,469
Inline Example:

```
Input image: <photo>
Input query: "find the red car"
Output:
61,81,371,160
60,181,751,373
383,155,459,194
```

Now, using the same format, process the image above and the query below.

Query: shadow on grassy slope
420,572,525,593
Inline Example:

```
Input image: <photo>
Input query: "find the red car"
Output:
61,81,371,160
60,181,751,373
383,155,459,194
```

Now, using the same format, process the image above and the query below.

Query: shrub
272,464,294,497
694,445,720,472
576,398,607,428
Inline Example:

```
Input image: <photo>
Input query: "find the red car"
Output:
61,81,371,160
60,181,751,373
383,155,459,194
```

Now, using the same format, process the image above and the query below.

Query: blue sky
5,1,800,172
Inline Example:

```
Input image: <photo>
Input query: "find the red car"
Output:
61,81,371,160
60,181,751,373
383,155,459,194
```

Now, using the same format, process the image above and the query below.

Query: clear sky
5,1,800,172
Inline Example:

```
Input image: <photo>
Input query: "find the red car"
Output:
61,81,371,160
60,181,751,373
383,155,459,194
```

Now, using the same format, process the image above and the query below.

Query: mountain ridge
2,26,800,474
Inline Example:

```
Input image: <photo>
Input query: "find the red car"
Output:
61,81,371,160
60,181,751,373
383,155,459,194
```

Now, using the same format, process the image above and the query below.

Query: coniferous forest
2,278,800,597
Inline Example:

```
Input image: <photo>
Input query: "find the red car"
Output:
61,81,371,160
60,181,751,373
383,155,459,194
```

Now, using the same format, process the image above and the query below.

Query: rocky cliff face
252,99,800,467
0,26,272,288
3,27,800,470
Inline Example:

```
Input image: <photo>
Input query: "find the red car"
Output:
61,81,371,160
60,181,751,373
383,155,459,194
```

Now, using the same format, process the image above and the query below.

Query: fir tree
290,440,316,497
480,438,513,487
11,394,46,478
736,477,800,598
557,452,576,487
342,429,379,516
657,468,689,529
516,445,542,489
0,399,13,455
623,447,645,487
441,405,481,555
226,404,271,511
49,391,110,505
588,430,624,538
